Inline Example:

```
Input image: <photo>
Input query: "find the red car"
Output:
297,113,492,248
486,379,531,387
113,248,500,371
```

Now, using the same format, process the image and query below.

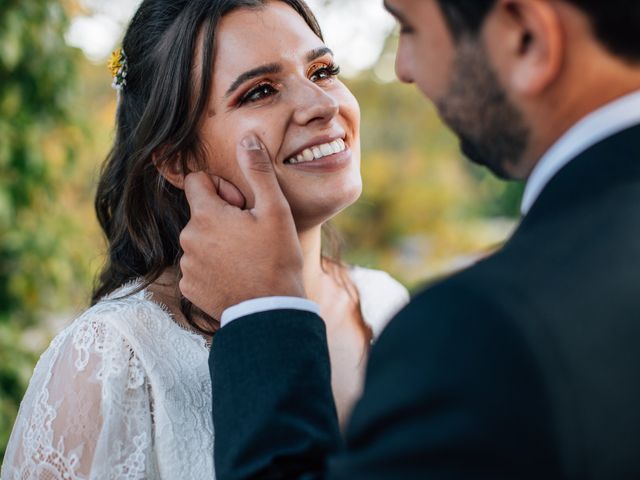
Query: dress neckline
107,280,211,350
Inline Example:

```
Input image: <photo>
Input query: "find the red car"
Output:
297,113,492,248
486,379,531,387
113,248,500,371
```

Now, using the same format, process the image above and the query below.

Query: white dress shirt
521,89,640,214
221,296,320,327
222,90,640,327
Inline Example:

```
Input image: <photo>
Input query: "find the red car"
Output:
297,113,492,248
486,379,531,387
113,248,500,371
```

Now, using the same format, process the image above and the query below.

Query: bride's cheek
235,110,283,158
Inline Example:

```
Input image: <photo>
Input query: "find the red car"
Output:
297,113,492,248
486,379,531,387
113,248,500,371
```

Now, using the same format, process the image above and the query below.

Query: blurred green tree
0,0,83,458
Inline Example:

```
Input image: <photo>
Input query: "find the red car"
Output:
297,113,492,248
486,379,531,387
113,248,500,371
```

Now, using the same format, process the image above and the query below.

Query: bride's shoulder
87,281,160,318
50,282,168,356
349,265,409,301
17,284,160,405
348,266,410,338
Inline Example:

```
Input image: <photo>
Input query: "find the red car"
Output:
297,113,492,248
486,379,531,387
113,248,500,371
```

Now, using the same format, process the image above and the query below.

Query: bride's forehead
211,13,323,80
215,3,320,52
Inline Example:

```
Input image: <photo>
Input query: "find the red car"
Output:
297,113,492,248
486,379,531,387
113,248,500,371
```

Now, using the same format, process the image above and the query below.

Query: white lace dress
1,267,408,479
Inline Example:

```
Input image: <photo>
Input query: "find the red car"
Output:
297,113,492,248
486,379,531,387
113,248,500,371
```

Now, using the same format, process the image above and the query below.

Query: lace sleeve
1,312,158,480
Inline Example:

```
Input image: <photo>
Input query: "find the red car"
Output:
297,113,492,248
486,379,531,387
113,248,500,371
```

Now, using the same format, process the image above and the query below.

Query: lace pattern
1,269,407,479
1,285,211,479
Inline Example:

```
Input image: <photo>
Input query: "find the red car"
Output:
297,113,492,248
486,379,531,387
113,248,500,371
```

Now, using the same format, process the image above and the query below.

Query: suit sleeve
211,284,562,480
211,309,342,480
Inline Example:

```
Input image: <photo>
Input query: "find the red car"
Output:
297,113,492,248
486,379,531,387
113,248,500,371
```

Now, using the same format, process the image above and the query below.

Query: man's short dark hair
437,0,640,63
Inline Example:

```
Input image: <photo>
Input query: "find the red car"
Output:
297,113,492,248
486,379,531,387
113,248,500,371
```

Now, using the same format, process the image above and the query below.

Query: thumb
238,134,287,213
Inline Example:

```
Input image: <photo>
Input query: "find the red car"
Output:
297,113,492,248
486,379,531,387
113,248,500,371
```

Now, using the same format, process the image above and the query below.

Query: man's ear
485,0,564,96
153,148,189,190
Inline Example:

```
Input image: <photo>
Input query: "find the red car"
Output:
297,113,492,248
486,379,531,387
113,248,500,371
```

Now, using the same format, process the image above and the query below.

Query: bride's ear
153,148,192,190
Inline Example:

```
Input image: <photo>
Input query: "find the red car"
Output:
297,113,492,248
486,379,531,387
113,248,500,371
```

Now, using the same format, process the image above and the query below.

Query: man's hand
179,134,306,320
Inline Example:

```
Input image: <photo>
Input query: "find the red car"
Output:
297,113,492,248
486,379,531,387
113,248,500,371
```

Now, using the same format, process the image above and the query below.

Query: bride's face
199,1,362,230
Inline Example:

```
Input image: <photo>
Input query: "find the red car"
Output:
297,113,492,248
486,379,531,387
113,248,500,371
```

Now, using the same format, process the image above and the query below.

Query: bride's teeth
287,139,347,165
320,144,333,156
302,149,314,162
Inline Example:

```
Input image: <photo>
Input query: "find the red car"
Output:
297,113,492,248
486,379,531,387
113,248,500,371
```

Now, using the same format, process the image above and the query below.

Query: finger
183,171,227,215
204,169,246,209
216,176,246,209
238,134,288,213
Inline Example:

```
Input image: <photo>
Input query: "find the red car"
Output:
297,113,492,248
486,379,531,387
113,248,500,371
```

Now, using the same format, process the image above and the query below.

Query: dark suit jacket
211,124,640,479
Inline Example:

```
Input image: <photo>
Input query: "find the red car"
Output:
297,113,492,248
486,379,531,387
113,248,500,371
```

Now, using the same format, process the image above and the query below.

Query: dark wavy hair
92,0,348,336
437,0,640,63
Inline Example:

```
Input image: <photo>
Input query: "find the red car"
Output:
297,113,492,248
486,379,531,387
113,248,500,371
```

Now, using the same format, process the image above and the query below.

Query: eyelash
310,62,341,82
237,63,341,106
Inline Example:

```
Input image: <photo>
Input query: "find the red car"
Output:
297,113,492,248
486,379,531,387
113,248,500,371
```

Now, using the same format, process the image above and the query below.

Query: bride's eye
309,63,341,83
238,83,278,105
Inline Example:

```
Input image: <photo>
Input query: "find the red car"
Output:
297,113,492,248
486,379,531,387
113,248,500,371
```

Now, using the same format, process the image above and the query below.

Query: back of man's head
437,0,640,64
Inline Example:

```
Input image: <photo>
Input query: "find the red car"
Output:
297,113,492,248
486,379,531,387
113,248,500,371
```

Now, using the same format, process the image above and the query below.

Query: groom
180,0,640,478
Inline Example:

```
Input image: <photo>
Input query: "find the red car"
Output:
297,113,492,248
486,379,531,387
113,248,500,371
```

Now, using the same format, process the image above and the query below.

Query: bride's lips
285,146,352,173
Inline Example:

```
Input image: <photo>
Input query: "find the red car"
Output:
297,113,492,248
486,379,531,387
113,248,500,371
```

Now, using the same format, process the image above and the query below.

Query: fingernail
241,134,263,151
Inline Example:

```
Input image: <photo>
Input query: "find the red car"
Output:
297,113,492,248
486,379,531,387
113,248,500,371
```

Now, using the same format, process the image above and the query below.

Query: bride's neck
297,225,329,303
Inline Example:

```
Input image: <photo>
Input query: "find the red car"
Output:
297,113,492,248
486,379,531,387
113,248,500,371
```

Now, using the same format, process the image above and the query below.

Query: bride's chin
291,194,362,232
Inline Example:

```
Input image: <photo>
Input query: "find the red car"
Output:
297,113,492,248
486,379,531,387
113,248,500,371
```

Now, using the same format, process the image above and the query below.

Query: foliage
0,0,89,460
0,1,83,321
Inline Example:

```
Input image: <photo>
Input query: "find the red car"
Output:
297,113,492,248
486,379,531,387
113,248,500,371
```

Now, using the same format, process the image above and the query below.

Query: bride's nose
292,81,339,126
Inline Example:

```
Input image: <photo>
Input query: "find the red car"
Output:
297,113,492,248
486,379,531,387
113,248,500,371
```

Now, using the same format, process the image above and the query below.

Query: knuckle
178,278,189,297
189,209,210,231
179,229,192,250
178,262,189,282
190,205,204,221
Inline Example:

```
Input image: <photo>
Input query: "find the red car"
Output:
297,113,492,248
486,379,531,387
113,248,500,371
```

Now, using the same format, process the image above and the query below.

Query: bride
1,0,408,478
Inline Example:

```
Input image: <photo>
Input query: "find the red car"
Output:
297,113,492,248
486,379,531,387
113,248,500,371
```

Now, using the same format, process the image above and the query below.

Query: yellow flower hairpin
108,48,128,91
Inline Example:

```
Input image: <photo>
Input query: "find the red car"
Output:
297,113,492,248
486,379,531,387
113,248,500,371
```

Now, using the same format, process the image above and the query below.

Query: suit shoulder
372,262,543,379
406,263,507,319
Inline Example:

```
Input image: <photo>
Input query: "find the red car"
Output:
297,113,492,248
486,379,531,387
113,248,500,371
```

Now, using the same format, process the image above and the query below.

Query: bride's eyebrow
225,63,282,98
307,46,334,62
224,47,335,98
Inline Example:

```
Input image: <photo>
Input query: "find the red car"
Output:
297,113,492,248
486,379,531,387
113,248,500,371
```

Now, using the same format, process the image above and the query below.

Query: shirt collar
521,90,640,215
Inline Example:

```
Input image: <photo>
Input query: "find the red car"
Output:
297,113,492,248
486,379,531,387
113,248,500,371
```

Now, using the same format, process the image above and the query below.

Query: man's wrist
221,297,320,327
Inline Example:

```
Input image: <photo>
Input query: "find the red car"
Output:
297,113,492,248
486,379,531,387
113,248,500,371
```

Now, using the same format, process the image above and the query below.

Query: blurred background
0,0,523,460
